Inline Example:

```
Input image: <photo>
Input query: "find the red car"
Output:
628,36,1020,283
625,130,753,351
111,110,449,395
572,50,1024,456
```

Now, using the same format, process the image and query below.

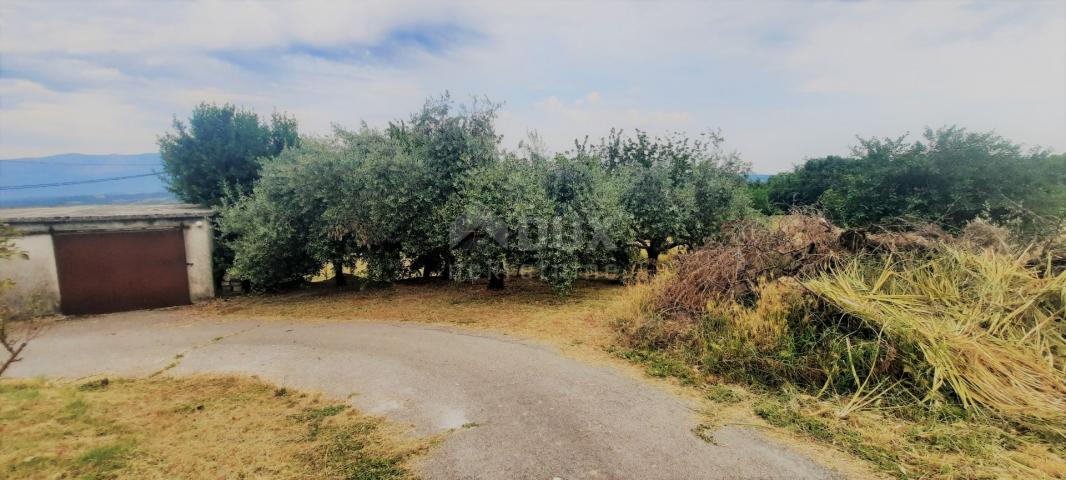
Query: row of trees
758,127,1066,235
161,98,1064,293
161,96,753,292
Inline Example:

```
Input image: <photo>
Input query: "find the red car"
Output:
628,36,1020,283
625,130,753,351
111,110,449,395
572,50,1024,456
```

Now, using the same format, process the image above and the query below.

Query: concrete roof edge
0,204,215,224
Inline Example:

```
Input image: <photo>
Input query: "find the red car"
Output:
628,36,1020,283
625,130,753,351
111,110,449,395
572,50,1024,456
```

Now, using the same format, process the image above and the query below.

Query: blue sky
1,0,1063,172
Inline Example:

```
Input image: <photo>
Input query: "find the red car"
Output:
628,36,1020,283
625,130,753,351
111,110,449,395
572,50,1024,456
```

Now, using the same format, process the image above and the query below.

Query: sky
0,0,1063,173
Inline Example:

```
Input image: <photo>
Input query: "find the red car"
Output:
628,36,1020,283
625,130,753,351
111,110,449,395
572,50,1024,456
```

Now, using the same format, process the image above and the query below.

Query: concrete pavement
9,310,839,479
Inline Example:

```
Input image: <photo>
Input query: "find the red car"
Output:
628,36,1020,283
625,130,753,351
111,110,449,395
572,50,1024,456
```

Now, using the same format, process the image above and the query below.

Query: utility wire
0,172,163,191
0,159,160,166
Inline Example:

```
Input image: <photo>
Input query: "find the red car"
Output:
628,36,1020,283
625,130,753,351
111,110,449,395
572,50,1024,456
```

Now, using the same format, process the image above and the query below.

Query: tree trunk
421,254,441,279
333,259,347,287
646,246,661,274
488,271,505,290
442,257,453,280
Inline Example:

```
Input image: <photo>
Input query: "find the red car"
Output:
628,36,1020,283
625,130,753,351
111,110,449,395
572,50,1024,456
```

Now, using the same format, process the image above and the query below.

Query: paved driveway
9,310,838,479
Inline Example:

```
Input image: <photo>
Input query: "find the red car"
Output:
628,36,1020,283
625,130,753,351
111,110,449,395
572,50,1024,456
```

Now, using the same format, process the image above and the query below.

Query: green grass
296,405,420,480
1,377,427,479
705,384,743,404
752,398,900,474
75,442,134,479
611,348,700,385
297,404,349,438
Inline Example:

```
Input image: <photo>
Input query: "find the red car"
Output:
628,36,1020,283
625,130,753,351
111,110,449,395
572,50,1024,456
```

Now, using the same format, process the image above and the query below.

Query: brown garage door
53,229,191,315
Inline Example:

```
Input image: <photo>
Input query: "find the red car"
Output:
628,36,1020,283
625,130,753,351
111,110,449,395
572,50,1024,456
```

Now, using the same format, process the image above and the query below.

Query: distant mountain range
0,153,174,207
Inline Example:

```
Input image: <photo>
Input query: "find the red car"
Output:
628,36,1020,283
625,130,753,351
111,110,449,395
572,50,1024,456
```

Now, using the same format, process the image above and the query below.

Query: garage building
0,204,215,317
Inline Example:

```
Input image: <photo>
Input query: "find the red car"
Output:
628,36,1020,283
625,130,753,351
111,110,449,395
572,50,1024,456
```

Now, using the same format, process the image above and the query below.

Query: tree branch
0,341,26,377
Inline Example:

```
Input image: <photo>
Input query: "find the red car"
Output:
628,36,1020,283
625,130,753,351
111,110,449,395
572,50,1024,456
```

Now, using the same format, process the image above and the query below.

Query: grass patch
705,384,743,404
0,376,428,479
76,442,134,479
611,348,701,385
200,277,627,355
750,394,1066,479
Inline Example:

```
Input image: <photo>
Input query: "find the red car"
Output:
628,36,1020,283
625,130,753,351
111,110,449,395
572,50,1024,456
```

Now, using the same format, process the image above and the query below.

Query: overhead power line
0,172,163,191
0,159,160,166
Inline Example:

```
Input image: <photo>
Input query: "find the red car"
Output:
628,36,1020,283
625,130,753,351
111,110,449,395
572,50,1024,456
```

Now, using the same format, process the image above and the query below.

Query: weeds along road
11,310,839,479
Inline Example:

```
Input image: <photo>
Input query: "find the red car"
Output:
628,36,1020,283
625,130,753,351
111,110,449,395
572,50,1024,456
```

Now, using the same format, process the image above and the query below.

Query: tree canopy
766,127,1066,236
159,102,299,206
205,100,1062,294
212,97,759,292
589,129,753,270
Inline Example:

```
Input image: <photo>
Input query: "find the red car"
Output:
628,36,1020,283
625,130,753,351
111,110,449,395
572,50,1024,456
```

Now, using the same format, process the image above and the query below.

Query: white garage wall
183,219,215,302
0,233,61,317
2,215,217,317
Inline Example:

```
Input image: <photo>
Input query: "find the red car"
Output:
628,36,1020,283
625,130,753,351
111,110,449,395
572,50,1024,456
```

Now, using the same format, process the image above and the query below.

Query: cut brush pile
615,214,1066,478
803,246,1066,426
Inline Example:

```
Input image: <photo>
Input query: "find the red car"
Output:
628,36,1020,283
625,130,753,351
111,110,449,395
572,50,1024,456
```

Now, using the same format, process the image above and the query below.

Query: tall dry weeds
803,245,1066,425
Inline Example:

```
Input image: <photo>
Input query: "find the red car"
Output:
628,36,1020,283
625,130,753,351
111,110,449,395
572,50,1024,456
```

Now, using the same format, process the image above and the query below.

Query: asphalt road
9,310,839,479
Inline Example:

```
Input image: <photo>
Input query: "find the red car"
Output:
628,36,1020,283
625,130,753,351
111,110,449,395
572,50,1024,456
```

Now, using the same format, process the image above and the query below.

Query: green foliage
535,152,634,290
752,399,901,473
75,442,135,479
448,157,553,288
768,126,1066,236
218,95,638,292
589,129,753,268
160,103,300,287
217,140,338,290
218,95,507,290
159,102,299,206
766,155,856,208
383,94,502,277
746,180,778,216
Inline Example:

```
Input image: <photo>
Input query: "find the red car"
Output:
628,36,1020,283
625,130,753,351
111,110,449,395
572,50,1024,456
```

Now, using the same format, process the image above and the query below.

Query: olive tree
160,102,299,207
219,130,439,290
536,152,634,290
385,94,502,278
447,157,553,290
331,127,437,281
216,140,340,290
592,129,752,271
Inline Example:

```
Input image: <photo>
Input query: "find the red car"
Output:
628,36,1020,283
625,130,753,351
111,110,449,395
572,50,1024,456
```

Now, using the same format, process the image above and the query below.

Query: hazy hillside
0,153,174,207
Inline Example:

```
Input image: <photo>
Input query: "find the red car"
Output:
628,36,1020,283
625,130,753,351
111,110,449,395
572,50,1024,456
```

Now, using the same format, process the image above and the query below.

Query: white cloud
497,92,697,150
788,1,1065,101
0,0,1063,171
0,81,161,156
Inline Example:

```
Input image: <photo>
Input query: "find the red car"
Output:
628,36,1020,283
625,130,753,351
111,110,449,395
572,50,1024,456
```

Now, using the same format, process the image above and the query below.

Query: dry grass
749,392,1066,480
613,214,1066,479
803,245,1066,424
0,375,431,479
198,277,628,353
